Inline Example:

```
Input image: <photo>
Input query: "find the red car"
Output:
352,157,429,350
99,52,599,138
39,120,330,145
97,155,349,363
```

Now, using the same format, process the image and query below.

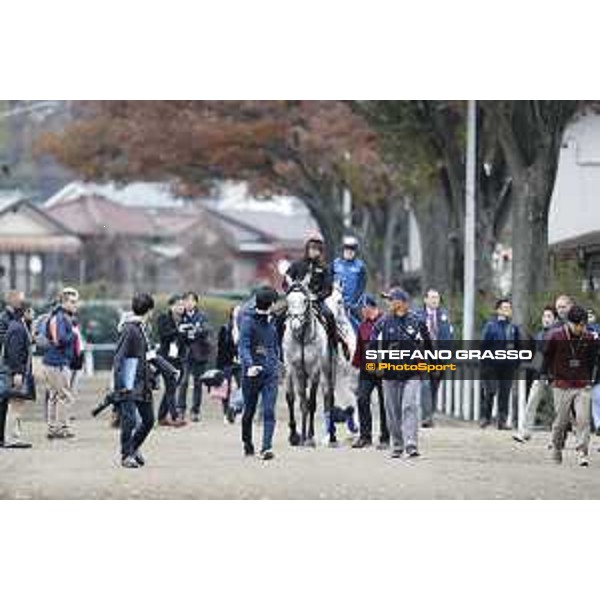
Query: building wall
549,112,600,245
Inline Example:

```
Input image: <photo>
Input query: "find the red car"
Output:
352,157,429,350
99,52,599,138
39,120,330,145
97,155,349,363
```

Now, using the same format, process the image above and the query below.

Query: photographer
113,293,156,469
177,292,212,422
157,294,186,427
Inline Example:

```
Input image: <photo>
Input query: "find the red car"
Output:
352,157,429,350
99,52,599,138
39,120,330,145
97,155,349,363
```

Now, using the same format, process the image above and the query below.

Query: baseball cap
361,294,378,308
381,287,410,302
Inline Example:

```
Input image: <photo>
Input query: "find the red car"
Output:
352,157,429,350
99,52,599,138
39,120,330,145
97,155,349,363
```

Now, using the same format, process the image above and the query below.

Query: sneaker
390,448,403,459
406,446,420,458
352,437,372,449
578,452,589,467
172,417,188,428
421,419,434,429
552,448,563,464
260,449,275,461
191,413,201,423
158,417,174,427
376,440,390,451
2,439,32,449
121,456,139,469
47,427,75,440
512,432,531,443
244,445,255,457
479,418,491,429
134,452,145,467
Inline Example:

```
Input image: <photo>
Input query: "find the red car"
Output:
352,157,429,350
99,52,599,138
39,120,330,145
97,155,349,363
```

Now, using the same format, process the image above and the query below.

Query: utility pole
463,100,477,341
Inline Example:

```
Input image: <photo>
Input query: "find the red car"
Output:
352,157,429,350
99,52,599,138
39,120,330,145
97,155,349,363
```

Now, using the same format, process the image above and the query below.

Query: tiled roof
46,195,155,237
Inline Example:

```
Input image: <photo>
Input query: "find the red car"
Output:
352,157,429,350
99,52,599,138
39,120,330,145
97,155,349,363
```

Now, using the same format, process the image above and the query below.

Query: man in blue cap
351,294,389,449
371,287,432,459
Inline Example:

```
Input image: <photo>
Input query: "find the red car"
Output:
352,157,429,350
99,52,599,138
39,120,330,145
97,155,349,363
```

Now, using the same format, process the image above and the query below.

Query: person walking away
217,305,242,424
43,287,79,440
513,306,557,443
157,294,186,427
113,293,156,469
332,235,367,332
416,289,454,427
239,288,281,460
372,287,432,459
177,292,212,422
541,305,596,466
351,294,389,449
479,298,521,430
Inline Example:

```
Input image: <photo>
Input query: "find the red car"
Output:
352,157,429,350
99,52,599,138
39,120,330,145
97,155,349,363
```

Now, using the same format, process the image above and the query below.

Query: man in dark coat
177,292,212,422
156,294,186,426
113,293,156,469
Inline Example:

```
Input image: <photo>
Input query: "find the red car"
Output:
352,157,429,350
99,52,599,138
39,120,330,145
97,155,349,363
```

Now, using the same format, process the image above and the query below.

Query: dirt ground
2,375,600,500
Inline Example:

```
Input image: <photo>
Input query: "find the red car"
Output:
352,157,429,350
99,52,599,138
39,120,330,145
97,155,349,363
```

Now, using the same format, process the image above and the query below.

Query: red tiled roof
45,195,155,237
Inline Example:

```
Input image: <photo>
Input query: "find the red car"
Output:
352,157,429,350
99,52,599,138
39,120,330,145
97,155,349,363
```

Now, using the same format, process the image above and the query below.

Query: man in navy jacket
480,298,521,430
415,289,454,427
239,287,281,460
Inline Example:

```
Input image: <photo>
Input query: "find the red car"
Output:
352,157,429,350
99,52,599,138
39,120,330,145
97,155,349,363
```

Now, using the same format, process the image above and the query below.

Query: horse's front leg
307,377,318,444
286,377,301,447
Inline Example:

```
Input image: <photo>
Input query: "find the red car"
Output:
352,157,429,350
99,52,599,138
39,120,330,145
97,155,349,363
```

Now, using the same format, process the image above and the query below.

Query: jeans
0,399,8,445
118,398,155,459
177,361,206,416
382,378,420,451
420,375,442,423
158,374,179,421
241,373,278,452
356,378,389,442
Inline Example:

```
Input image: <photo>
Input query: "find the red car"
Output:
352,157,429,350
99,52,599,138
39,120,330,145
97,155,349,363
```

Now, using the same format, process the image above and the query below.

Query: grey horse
283,281,337,446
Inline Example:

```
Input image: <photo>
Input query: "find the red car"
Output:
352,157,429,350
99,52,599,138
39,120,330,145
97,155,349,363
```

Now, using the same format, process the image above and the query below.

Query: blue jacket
415,307,454,341
42,307,75,368
332,257,367,307
481,317,520,368
239,311,280,378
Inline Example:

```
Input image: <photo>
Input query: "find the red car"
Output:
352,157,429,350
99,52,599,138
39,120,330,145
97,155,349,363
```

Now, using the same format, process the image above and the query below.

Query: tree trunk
412,191,452,294
511,169,550,328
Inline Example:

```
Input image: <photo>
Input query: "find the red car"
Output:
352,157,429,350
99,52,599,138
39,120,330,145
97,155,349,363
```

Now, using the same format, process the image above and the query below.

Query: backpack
33,313,52,352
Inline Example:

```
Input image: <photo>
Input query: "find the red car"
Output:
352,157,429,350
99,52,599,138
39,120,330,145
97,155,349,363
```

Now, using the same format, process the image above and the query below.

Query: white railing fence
437,362,529,430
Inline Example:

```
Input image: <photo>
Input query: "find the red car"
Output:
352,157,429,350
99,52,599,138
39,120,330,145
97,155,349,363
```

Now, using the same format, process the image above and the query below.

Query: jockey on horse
284,231,350,360
332,235,367,332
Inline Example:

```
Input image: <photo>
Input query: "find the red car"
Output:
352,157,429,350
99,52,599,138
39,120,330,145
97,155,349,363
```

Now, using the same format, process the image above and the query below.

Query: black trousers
0,399,8,445
158,375,179,421
356,378,389,442
480,367,516,423
118,399,155,459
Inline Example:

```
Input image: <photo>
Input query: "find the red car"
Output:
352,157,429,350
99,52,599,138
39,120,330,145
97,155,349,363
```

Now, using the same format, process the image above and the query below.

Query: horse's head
286,284,310,333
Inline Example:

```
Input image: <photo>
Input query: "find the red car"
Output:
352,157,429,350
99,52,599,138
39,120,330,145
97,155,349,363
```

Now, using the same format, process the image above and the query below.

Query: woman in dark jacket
113,293,156,469
2,303,35,448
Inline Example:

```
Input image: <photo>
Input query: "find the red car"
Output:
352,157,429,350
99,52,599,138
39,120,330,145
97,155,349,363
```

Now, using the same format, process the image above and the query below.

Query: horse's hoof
303,438,316,448
289,432,301,446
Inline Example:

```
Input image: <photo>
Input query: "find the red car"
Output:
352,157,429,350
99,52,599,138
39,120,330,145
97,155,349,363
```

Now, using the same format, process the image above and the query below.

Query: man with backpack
42,287,80,439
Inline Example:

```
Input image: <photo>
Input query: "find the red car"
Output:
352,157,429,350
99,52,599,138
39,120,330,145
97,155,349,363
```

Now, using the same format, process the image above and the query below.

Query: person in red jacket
351,295,390,449
541,305,597,466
